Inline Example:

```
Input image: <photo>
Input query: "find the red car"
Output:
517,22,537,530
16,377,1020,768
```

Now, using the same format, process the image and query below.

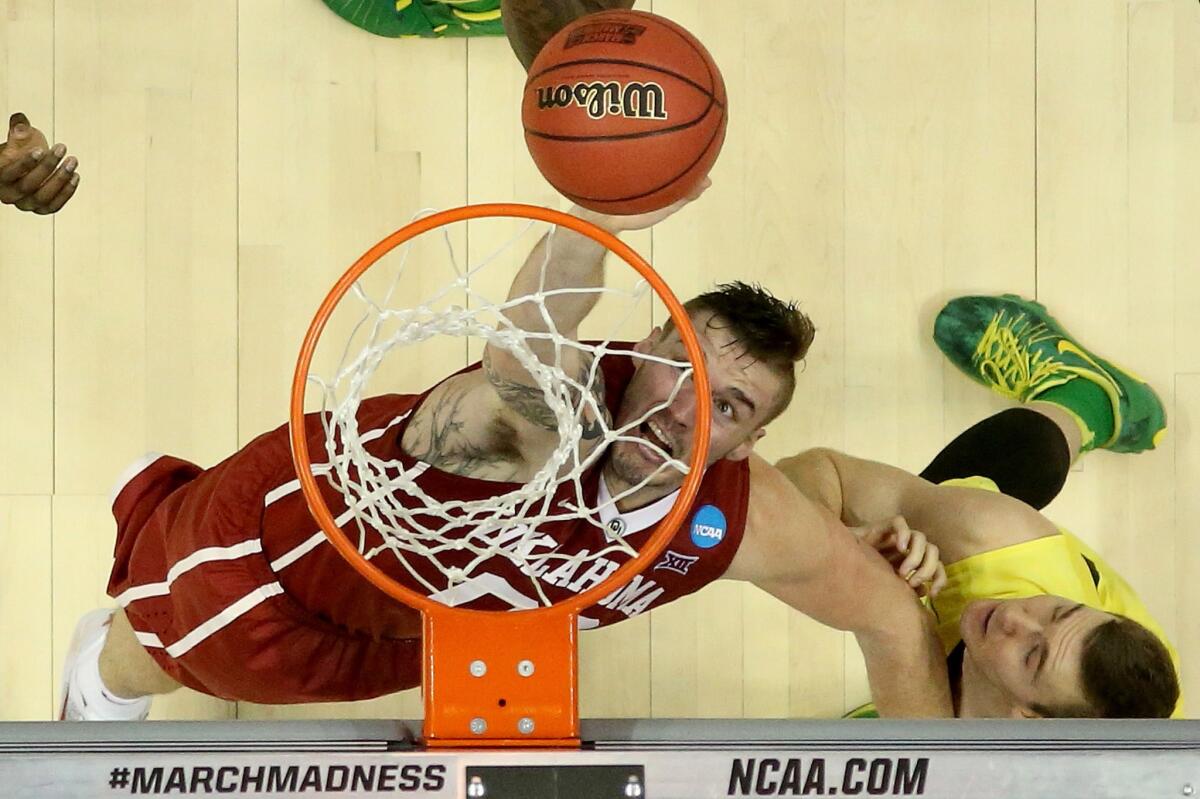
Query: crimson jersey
108,351,751,702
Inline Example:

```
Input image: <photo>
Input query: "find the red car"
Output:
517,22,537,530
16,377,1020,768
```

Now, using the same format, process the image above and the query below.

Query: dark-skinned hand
0,112,80,214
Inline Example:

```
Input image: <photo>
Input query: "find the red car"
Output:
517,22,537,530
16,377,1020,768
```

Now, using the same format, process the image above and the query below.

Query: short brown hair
1032,615,1179,719
664,282,815,422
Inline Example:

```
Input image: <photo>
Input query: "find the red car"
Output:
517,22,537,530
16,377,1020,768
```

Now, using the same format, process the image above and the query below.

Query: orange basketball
522,10,728,216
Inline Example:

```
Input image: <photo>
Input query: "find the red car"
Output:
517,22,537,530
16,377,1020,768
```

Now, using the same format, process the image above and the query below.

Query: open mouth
637,418,675,459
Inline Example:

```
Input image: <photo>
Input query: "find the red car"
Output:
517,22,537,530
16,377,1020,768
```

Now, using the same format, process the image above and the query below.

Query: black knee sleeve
918,407,1072,510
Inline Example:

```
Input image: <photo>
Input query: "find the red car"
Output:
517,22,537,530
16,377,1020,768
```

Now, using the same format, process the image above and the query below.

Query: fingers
881,518,943,597
895,522,923,577
901,537,942,597
0,143,81,213
865,517,908,560
929,562,948,598
40,171,80,213
596,178,714,232
889,516,911,556
17,143,67,195
31,155,78,206
856,515,901,547
27,170,80,214
683,176,712,202
851,516,949,598
3,113,32,155
909,542,940,589
652,176,712,217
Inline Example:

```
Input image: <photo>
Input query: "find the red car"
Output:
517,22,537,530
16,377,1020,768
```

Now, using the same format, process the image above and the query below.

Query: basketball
521,10,727,216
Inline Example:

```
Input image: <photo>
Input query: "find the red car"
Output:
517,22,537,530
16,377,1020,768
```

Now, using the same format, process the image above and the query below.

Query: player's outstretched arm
481,182,709,434
775,448,1059,565
725,456,953,718
502,0,637,72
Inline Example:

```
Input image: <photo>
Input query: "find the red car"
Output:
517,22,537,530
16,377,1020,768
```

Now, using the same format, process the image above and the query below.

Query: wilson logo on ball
564,22,647,49
535,81,668,121
522,9,727,215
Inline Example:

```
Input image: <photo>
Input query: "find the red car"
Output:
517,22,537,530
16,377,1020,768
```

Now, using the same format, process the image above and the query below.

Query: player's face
959,595,1111,715
606,312,786,491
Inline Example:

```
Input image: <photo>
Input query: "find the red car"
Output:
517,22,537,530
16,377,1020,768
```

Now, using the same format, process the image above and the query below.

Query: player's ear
633,327,663,355
724,427,766,462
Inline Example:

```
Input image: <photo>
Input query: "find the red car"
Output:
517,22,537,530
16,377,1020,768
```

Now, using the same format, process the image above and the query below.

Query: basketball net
291,204,710,746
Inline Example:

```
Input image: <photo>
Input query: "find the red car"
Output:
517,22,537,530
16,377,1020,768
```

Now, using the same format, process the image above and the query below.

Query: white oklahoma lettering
599,574,663,615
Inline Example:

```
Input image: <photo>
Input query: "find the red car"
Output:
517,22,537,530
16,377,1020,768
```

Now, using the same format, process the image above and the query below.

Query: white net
303,210,703,609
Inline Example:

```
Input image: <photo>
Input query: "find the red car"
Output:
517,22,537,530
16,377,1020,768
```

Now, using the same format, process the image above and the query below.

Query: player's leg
63,599,423,720
924,294,1167,508
98,609,181,698
59,608,176,721
502,0,636,71
1026,400,1084,461
61,454,199,718
917,406,1073,510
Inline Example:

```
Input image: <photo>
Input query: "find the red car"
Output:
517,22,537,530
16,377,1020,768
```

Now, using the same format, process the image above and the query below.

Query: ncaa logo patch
689,504,726,550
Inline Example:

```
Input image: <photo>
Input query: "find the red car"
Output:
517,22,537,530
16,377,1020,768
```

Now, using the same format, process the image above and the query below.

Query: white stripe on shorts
122,410,418,660
115,539,264,606
135,631,164,649
269,532,327,572
164,582,285,659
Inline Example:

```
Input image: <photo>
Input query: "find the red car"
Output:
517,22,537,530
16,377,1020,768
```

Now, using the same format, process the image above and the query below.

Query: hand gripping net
290,204,710,745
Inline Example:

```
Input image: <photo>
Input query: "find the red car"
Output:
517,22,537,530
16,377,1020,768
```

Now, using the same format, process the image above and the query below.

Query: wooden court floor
0,0,1196,721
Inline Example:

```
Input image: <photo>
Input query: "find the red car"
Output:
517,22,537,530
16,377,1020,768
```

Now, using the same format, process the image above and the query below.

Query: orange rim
289,203,711,622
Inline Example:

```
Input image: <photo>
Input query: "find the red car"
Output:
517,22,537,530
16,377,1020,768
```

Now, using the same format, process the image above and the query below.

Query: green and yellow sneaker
323,0,503,38
843,702,880,719
933,294,1166,453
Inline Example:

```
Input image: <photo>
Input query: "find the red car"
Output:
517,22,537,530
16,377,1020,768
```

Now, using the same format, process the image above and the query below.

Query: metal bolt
517,659,535,677
470,717,487,735
518,717,535,735
467,775,487,798
469,659,487,677
625,775,644,798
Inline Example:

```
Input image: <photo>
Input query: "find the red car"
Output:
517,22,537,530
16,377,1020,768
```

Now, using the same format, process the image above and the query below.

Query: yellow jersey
927,476,1183,718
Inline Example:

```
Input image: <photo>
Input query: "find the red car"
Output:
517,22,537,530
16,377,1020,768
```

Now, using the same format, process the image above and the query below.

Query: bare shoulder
745,454,811,523
724,455,837,583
